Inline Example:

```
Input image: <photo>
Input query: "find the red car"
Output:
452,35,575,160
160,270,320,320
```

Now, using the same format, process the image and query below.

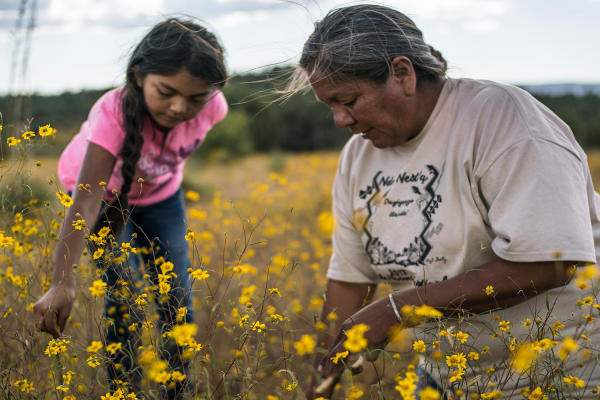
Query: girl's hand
315,296,399,399
33,285,76,338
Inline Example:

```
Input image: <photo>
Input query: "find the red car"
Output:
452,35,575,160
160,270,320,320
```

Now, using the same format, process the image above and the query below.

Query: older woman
290,5,600,399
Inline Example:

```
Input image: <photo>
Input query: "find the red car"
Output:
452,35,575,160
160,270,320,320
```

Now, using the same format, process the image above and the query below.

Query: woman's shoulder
451,78,576,146
448,78,583,165
450,78,538,112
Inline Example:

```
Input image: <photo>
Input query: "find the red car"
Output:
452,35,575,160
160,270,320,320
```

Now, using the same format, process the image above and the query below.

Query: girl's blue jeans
93,188,194,396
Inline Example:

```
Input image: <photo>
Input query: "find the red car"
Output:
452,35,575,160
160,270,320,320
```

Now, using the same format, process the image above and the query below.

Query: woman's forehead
309,75,374,102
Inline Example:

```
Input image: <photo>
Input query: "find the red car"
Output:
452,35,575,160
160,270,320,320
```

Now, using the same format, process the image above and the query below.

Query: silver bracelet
388,293,403,324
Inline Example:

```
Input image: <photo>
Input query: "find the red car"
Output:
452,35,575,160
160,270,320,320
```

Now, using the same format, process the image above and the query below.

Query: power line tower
6,0,37,132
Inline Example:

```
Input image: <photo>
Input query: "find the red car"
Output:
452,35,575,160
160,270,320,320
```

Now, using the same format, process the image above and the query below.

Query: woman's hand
33,285,76,338
314,296,399,399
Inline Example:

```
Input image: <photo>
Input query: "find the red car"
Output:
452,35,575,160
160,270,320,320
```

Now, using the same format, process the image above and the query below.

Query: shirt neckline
392,78,453,153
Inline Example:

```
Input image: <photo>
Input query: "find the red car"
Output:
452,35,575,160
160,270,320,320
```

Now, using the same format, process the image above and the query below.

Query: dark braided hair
93,18,227,236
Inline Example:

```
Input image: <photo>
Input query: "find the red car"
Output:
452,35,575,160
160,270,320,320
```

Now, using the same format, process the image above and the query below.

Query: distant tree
1,73,598,154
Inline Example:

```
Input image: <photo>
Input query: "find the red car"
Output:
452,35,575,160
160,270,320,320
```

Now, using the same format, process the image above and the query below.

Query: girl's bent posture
33,18,228,398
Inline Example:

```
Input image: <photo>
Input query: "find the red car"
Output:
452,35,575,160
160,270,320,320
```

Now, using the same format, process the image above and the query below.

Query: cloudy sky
1,0,599,94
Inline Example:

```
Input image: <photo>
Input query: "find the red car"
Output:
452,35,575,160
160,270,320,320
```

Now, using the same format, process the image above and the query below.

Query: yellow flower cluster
15,379,35,392
293,334,316,355
343,323,369,352
56,190,73,207
44,339,70,357
89,280,107,297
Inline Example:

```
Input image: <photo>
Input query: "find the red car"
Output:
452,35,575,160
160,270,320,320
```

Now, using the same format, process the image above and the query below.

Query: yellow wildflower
176,307,188,322
293,334,315,355
558,337,578,360
330,351,349,364
185,190,200,201
39,124,57,136
89,280,107,297
528,387,547,400
185,231,195,241
22,131,35,140
44,339,70,357
171,323,198,347
343,323,369,352
93,248,104,259
419,387,441,400
413,340,426,353
190,269,209,280
106,342,122,354
455,331,469,343
449,369,464,383
72,219,86,230
87,341,103,353
446,353,467,370
86,355,101,367
7,137,21,146
563,375,585,388
56,191,73,207
498,320,510,331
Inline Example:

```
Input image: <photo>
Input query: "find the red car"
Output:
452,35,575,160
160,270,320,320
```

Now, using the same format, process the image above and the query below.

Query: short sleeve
327,152,380,283
208,90,228,125
86,91,125,157
480,138,596,263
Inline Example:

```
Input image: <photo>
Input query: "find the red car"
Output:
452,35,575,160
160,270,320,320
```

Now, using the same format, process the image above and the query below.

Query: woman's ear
390,56,417,96
133,66,144,88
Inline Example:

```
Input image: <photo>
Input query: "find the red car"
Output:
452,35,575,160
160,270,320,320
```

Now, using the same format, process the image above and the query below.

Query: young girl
33,18,228,397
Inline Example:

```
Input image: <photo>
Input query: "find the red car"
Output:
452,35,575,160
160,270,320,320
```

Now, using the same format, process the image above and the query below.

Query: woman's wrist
388,293,404,324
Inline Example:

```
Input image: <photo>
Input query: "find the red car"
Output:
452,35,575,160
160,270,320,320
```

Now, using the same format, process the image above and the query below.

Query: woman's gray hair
287,4,447,94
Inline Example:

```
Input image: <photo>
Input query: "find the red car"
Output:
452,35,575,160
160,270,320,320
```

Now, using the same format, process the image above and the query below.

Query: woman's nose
333,106,356,129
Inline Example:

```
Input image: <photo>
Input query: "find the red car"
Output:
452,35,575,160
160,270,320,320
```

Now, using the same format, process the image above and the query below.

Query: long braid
93,89,145,236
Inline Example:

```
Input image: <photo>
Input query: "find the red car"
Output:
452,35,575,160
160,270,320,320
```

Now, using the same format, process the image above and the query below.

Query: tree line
1,69,599,157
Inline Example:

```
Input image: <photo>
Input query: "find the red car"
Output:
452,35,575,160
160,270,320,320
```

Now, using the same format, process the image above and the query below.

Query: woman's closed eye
343,99,357,107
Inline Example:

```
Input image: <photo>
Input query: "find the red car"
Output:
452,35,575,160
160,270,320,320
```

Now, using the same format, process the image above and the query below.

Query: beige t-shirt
328,78,600,395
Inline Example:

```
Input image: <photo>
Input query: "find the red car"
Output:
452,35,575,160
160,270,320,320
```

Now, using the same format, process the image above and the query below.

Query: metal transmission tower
7,0,37,131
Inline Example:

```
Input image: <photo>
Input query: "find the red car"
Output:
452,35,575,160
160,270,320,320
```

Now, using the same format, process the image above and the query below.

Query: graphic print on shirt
358,164,444,280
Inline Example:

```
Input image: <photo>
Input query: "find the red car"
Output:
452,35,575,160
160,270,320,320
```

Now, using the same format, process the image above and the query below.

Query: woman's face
136,68,215,130
309,58,426,149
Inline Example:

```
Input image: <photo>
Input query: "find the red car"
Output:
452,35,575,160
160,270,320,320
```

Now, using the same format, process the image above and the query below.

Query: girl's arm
34,142,116,338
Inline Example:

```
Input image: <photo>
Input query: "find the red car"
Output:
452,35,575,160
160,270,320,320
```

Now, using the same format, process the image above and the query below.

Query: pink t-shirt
58,88,228,206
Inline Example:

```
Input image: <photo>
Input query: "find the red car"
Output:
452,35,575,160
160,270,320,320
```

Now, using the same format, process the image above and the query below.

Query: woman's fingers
348,355,365,375
316,342,353,397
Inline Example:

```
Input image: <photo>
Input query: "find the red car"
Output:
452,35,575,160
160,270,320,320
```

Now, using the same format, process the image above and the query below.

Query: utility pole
6,0,37,132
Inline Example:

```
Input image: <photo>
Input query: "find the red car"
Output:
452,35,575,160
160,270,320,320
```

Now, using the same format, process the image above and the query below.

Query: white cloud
437,23,452,34
53,0,164,23
329,0,510,20
462,18,499,32
210,10,270,29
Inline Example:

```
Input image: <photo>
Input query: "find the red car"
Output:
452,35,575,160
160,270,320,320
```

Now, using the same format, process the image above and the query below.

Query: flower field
1,127,600,400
